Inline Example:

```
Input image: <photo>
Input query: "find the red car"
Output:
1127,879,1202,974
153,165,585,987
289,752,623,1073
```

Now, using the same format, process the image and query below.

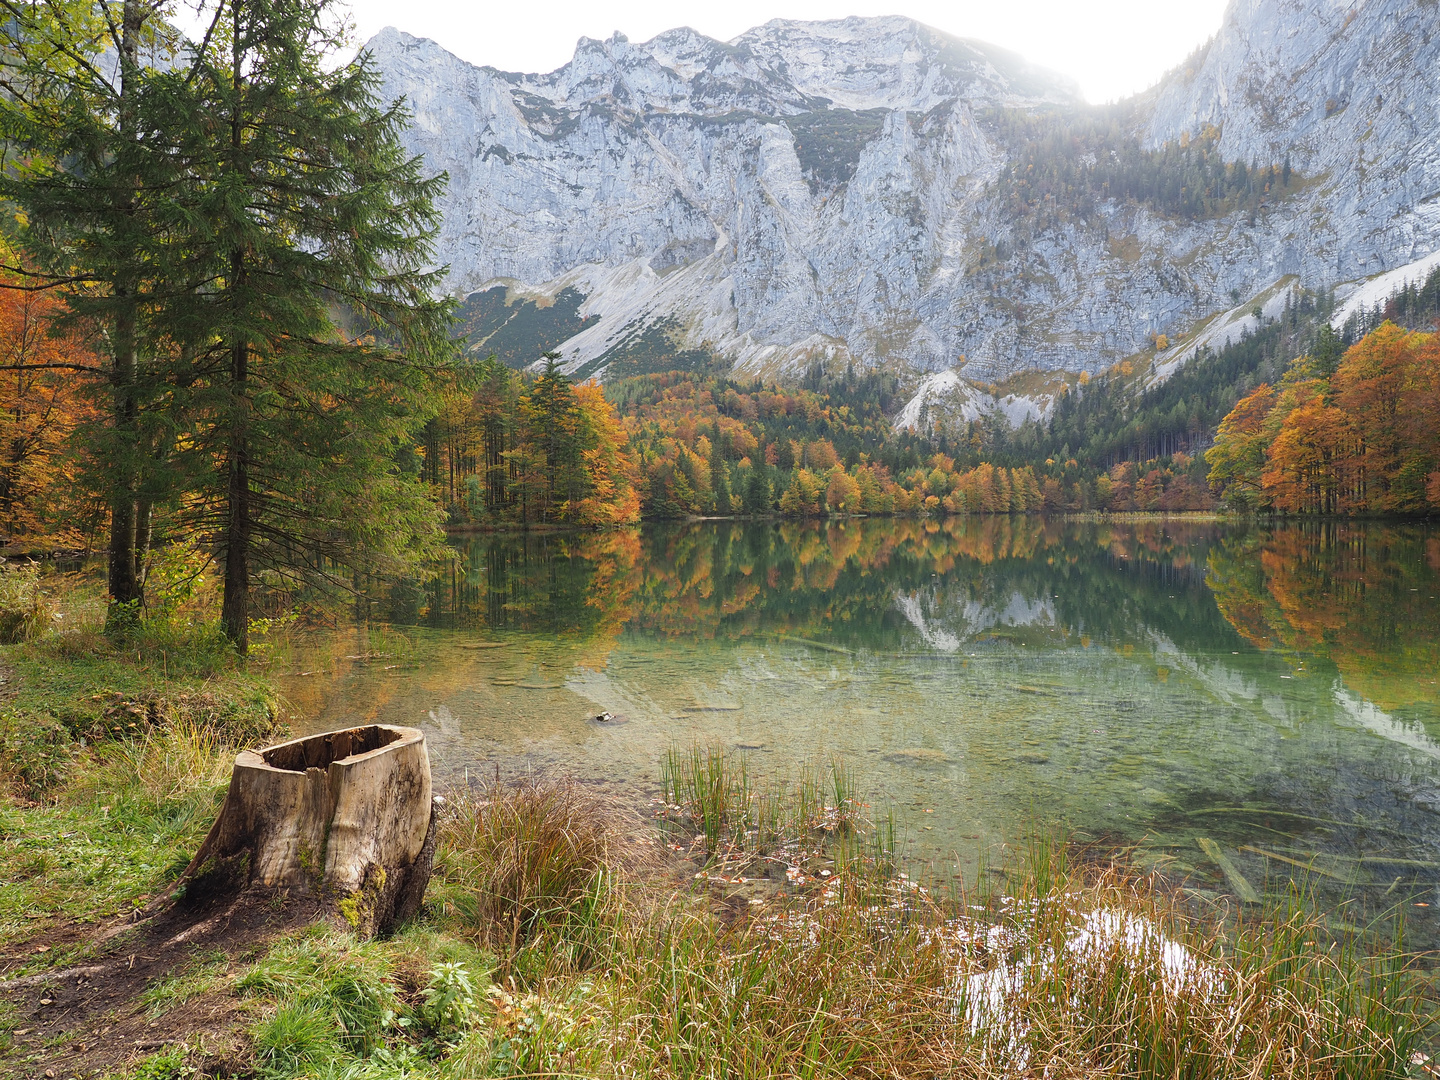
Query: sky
329,0,1231,104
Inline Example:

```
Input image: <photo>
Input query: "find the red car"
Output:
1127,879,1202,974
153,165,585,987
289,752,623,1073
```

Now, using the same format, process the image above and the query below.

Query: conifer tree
744,464,772,515
710,436,730,512
0,0,188,629
153,0,457,650
524,352,584,519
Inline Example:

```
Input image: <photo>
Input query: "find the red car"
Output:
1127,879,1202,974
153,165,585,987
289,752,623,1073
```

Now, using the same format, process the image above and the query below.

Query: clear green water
277,517,1440,926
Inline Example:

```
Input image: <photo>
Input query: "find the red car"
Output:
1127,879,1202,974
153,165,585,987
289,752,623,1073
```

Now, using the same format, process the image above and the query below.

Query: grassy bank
0,599,1434,1077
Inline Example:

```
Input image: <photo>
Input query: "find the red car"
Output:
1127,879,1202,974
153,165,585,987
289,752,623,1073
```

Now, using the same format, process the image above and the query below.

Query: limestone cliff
368,0,1440,414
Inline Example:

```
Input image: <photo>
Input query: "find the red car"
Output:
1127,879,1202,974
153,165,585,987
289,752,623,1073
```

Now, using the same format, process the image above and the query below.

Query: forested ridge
1206,321,1440,514
988,110,1300,229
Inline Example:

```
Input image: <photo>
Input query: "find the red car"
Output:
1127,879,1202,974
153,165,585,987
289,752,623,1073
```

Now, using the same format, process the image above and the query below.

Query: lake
277,517,1440,931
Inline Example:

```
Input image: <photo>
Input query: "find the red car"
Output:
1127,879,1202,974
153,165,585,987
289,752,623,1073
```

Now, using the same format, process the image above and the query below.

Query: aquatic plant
660,744,872,860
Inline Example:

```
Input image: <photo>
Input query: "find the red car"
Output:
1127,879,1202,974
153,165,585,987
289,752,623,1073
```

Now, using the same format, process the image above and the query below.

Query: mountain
368,1,1440,424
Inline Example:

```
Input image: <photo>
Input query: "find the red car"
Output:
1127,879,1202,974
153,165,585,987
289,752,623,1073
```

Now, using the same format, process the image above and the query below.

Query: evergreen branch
0,270,102,289
0,362,104,372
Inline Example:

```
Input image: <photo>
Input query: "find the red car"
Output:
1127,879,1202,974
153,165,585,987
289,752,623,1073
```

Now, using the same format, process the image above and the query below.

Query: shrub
419,960,480,1041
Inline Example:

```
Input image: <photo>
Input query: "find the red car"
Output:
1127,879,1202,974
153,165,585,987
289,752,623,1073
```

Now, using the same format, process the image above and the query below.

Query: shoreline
445,508,1439,535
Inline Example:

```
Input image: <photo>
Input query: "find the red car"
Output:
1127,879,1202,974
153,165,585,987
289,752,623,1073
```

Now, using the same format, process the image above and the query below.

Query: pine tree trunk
181,725,437,936
104,0,147,633
220,317,250,652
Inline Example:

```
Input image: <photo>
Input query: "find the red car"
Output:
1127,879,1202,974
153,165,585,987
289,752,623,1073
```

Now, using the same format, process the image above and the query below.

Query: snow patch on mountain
892,369,1055,434
1330,249,1440,330
1147,279,1297,389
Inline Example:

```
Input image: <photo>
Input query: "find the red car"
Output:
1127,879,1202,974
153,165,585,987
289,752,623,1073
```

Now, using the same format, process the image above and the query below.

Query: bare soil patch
1,891,326,1079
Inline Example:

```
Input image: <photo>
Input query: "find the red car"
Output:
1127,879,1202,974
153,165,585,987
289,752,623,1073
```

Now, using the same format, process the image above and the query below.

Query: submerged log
181,724,437,935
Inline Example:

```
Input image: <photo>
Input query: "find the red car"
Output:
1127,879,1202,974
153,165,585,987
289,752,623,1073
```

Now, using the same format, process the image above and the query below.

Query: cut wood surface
182,724,436,935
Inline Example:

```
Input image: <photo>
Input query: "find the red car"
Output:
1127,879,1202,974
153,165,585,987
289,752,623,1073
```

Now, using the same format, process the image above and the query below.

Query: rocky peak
367,0,1440,399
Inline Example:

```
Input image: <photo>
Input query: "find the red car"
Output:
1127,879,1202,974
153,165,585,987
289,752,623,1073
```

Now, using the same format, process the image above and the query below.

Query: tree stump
180,724,437,935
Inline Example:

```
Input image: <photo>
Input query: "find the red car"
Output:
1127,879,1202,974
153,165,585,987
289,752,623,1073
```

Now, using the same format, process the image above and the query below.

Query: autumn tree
825,467,861,513
0,279,102,542
1209,323,1440,516
1206,384,1277,510
570,382,640,525
1260,392,1353,513
1331,322,1430,513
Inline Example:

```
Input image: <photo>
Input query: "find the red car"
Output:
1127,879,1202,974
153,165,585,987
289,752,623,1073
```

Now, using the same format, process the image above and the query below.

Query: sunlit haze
329,0,1230,104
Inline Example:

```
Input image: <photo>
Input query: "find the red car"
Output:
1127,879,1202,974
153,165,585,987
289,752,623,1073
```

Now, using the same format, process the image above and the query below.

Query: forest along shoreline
0,563,1436,1079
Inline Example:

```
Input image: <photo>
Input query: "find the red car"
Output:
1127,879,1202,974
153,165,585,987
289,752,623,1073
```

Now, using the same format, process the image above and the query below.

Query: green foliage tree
523,353,584,520
710,435,730,512
743,464,772,515
151,0,457,650
0,0,188,630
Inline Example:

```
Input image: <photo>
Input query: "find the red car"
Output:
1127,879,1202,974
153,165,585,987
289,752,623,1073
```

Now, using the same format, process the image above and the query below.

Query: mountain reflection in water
279,518,1440,935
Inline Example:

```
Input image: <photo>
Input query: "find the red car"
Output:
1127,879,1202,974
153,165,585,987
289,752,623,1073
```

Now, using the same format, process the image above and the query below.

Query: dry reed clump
120,719,237,804
587,844,1431,1080
437,777,625,966
593,884,960,1077
425,752,1431,1079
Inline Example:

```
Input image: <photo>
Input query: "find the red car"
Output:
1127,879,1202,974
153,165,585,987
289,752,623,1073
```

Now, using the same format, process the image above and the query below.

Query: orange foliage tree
571,382,641,526
0,281,102,545
1260,389,1355,513
1208,322,1440,515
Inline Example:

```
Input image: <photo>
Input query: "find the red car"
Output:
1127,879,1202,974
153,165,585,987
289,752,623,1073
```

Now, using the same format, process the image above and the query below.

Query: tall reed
660,745,873,861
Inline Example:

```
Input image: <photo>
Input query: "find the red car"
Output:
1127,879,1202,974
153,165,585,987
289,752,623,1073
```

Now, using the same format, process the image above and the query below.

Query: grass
1,643,1434,1080
138,948,231,1018
0,563,55,644
0,573,279,800
0,718,248,948
425,750,1436,1079
0,584,281,953
952,837,1432,1076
